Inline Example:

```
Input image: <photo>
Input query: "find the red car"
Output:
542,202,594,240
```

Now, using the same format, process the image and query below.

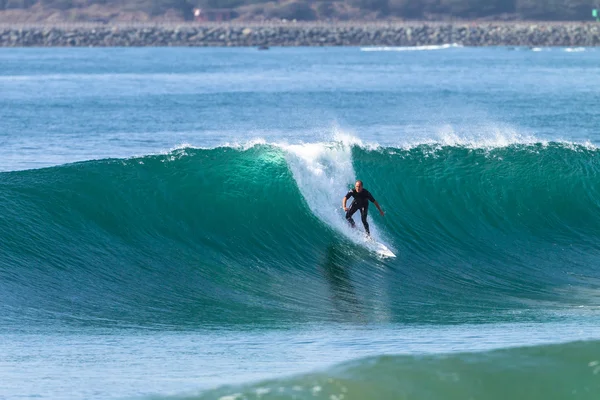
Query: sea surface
1,45,600,399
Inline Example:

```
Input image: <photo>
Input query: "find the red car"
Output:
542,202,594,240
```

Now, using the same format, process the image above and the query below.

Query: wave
360,44,462,52
564,47,586,52
2,139,600,327
186,340,600,400
530,46,589,53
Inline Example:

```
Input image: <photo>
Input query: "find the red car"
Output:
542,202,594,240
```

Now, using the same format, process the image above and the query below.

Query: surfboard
364,236,396,258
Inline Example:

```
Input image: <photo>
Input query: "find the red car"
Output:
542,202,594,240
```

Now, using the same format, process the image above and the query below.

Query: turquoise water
1,46,600,399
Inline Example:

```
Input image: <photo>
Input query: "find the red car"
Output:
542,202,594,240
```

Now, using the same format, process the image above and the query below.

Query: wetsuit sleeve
367,191,376,203
345,191,354,199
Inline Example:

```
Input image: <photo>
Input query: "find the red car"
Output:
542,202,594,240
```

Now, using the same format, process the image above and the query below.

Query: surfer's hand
343,207,349,212
379,210,385,216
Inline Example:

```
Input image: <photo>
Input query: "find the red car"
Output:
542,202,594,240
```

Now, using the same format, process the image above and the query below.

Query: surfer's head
355,180,363,192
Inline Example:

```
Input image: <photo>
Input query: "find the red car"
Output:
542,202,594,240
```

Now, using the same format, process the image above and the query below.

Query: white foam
361,44,462,52
433,124,542,148
215,122,565,154
135,124,597,168
406,126,598,152
222,138,268,150
564,47,586,52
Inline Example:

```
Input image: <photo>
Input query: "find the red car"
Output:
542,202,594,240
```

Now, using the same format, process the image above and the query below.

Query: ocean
1,45,600,399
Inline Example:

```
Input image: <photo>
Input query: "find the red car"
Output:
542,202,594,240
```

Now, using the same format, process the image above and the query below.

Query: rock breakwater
1,22,599,47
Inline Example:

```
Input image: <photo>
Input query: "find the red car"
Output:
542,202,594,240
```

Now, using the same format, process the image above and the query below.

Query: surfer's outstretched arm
374,201,385,216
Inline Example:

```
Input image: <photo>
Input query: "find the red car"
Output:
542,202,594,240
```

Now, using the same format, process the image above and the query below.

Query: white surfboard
364,236,396,258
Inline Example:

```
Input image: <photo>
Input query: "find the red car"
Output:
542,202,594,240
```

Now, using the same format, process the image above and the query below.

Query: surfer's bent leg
345,203,360,228
360,206,370,235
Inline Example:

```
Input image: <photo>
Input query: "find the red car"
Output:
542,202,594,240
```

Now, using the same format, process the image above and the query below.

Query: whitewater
2,46,600,400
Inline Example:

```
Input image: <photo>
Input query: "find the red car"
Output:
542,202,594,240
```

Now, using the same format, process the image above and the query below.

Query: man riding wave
342,180,385,237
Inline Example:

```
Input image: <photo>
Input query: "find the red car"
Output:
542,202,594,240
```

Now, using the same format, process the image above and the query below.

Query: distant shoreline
1,22,599,47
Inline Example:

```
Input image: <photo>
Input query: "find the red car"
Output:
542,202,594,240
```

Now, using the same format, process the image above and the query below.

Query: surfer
342,180,385,236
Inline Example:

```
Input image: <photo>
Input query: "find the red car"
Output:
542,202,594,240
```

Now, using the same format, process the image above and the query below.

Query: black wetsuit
344,188,376,235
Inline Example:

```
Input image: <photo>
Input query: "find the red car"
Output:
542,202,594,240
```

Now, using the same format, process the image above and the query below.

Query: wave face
190,340,600,400
2,141,600,327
